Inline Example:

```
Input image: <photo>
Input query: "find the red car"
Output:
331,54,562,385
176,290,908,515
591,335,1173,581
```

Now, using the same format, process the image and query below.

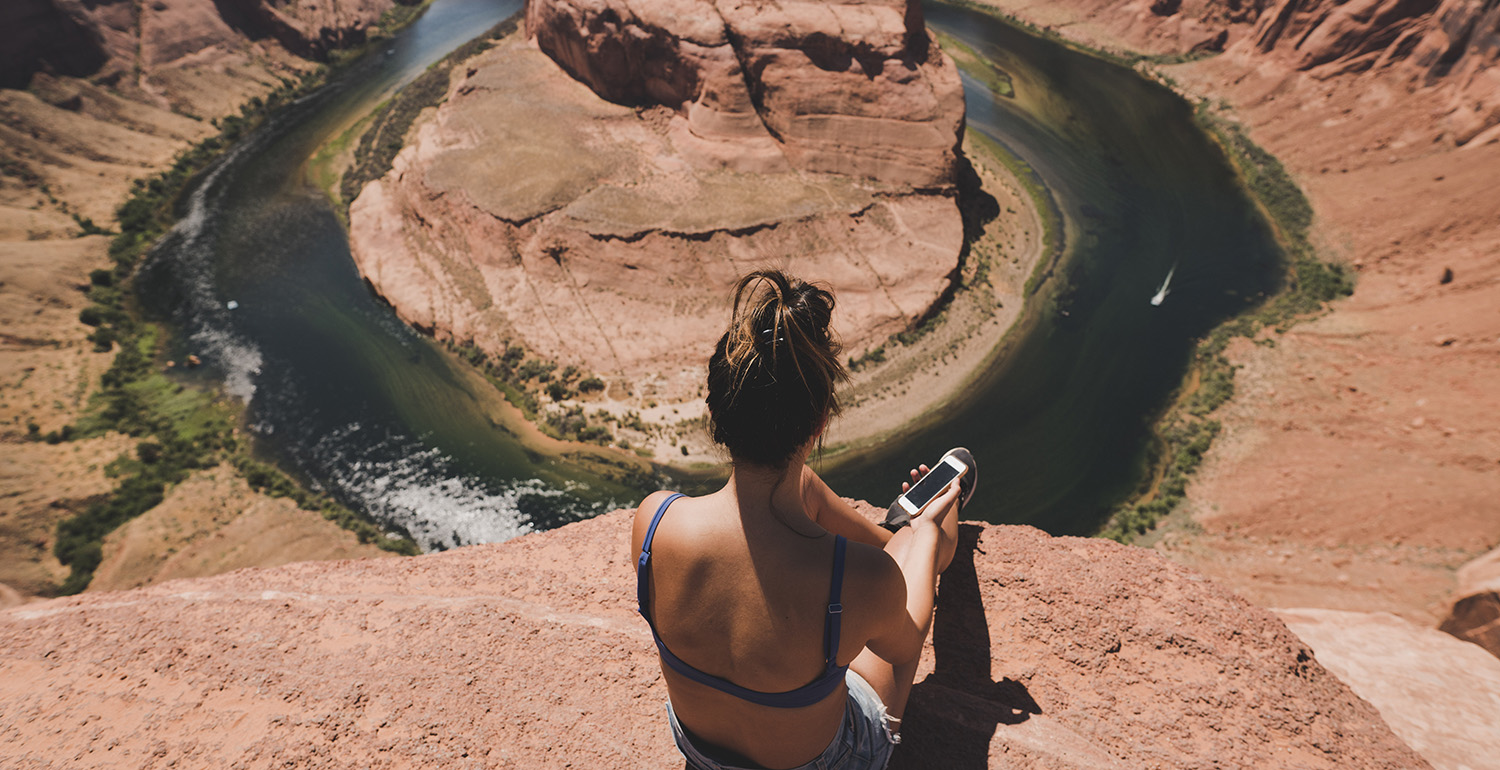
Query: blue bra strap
655,635,846,708
636,493,850,709
637,492,685,619
824,535,847,668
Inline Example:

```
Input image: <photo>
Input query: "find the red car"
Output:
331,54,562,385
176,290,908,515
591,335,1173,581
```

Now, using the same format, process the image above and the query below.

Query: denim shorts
666,669,898,770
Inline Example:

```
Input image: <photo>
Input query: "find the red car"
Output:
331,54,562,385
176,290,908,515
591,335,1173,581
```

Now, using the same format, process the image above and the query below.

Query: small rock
1440,267,1454,284
1411,417,1426,428
1434,335,1457,347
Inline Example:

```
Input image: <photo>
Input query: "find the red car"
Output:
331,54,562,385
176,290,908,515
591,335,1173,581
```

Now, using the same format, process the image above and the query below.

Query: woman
633,270,972,770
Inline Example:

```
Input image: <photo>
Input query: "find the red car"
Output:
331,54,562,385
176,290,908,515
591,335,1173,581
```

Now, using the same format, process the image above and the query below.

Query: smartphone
896,455,967,517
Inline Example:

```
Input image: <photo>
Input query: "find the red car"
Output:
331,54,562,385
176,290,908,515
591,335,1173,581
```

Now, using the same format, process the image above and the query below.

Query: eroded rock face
0,508,1428,768
1219,0,1500,142
968,0,1500,145
348,24,964,406
1440,545,1500,658
1,0,401,90
1281,608,1500,770
525,0,965,188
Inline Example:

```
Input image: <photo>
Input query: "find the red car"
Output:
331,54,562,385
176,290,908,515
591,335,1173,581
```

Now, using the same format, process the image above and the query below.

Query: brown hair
706,270,848,467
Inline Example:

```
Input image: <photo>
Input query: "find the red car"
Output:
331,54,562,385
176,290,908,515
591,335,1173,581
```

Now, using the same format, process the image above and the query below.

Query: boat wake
1150,263,1177,307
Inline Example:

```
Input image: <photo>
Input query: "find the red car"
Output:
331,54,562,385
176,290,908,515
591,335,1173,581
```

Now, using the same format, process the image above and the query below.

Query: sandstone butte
0,504,1444,769
347,0,968,411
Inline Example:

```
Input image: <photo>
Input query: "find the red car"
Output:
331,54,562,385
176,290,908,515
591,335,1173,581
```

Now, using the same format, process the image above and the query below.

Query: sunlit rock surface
348,11,965,406
0,508,1428,768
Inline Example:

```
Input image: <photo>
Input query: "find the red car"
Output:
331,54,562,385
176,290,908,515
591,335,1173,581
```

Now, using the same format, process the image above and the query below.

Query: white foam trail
1150,262,1176,306
149,142,266,400
308,423,617,551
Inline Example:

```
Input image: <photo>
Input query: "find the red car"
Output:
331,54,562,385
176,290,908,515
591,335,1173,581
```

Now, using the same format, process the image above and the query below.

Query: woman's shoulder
840,539,905,611
631,490,689,551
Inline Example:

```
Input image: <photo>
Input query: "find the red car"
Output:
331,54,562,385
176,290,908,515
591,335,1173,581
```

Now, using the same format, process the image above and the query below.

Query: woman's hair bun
707,270,847,468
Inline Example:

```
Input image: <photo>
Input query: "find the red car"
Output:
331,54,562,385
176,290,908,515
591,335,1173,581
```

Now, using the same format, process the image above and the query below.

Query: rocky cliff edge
0,505,1430,768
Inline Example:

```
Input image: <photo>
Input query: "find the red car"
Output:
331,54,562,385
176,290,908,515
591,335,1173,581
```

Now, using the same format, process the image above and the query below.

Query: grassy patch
446,339,621,446
966,132,1062,298
935,30,1014,98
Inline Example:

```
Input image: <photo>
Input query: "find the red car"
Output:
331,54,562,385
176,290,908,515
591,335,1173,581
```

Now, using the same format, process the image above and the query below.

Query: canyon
2,0,1499,766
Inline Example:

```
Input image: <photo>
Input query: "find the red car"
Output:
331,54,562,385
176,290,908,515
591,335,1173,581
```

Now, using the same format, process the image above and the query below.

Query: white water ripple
150,142,265,401
310,423,560,550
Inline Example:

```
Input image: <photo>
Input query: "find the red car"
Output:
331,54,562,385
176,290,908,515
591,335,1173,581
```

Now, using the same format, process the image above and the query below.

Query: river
136,0,1282,548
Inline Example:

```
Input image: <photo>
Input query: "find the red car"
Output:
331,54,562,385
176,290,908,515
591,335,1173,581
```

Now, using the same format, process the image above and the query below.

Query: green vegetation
848,344,887,372
544,405,614,445
446,338,622,445
966,132,1062,299
341,15,521,208
1100,108,1354,543
935,30,1014,98
232,456,419,555
45,53,434,595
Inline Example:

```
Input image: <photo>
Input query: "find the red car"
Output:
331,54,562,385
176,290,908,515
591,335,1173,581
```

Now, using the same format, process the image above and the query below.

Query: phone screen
902,460,961,511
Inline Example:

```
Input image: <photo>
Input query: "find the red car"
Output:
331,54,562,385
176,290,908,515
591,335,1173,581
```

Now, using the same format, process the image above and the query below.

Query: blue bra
636,493,849,709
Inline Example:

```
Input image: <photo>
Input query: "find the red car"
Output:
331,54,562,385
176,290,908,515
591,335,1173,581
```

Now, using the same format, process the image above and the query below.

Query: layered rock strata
976,0,1500,146
526,0,965,187
349,7,965,406
2,0,405,89
0,506,1430,768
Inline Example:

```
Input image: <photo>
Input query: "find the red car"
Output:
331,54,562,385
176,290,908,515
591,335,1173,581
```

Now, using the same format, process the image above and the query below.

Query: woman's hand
900,465,961,530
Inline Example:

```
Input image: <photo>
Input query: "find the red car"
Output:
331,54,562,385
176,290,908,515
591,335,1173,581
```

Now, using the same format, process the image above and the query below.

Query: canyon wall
0,0,404,601
347,0,967,409
987,0,1500,145
0,506,1438,768
2,0,409,89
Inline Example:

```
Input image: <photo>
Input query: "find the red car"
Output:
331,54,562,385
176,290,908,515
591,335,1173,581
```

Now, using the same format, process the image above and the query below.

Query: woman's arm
862,479,960,664
800,465,892,547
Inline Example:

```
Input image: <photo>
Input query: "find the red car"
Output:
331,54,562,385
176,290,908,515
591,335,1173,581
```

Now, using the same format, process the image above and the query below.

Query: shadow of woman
890,524,1041,769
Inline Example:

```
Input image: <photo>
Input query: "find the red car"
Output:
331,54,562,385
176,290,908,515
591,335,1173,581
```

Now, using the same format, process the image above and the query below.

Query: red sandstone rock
525,0,965,188
0,508,1428,768
348,26,964,407
1440,545,1500,657
1281,607,1500,770
2,0,399,90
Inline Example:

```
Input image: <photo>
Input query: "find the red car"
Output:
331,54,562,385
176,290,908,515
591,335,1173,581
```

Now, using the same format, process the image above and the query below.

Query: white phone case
896,455,967,517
